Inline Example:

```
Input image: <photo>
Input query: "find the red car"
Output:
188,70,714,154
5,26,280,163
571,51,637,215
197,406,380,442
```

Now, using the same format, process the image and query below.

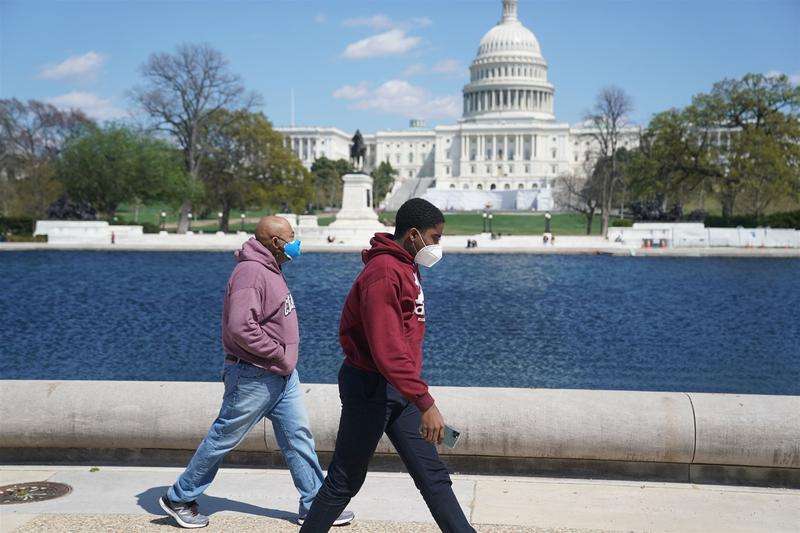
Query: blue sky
2,0,798,132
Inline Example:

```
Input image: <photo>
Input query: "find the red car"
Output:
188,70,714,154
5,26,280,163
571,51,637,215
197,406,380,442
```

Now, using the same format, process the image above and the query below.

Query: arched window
551,148,557,159
518,183,524,189
490,183,497,190
504,183,511,190
462,183,470,190
449,184,456,189
531,183,539,188
477,184,483,190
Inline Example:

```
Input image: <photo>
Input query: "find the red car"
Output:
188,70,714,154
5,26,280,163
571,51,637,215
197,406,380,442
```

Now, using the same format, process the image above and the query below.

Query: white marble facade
277,0,639,211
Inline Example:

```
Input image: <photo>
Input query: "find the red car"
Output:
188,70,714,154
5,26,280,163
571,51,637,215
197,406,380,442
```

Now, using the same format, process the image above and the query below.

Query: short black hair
393,198,444,239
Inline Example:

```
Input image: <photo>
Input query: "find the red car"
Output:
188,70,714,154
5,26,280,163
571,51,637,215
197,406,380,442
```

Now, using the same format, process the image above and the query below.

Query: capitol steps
382,177,435,212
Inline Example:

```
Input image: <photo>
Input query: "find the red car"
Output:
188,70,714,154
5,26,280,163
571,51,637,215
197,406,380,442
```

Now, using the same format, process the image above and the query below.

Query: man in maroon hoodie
159,216,353,529
301,199,475,532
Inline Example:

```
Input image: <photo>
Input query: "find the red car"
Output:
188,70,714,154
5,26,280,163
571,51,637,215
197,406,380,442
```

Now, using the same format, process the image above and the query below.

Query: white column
503,135,508,161
492,135,497,161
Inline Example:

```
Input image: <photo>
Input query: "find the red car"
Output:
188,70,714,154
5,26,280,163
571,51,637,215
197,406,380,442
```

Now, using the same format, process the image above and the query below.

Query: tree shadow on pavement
136,486,297,526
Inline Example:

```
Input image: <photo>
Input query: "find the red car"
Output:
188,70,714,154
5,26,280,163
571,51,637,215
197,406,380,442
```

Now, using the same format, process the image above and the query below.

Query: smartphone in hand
442,425,461,448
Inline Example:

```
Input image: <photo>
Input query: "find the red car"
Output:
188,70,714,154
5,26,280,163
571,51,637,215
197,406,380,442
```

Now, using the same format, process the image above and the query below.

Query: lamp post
217,212,223,233
240,213,246,232
482,212,488,232
160,211,166,232
488,213,494,233
187,212,193,233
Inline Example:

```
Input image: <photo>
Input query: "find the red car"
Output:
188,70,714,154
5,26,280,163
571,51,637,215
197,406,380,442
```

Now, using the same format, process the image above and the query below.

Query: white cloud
343,29,421,59
39,51,106,80
314,12,326,24
402,63,426,77
342,14,393,30
766,70,800,85
334,79,459,120
47,91,126,121
432,59,461,75
332,82,370,100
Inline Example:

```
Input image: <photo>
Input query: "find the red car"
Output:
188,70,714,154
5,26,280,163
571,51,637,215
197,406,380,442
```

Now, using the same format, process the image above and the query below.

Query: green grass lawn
115,203,607,236
379,211,606,236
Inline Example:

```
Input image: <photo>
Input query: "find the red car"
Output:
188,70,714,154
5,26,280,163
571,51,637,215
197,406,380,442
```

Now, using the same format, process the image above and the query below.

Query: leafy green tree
371,161,397,206
691,73,800,217
56,124,190,218
729,122,800,217
625,107,723,212
200,110,312,231
310,157,352,209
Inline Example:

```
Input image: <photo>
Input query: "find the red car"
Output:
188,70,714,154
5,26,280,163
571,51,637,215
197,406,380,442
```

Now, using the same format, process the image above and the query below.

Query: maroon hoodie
221,237,299,376
339,233,434,411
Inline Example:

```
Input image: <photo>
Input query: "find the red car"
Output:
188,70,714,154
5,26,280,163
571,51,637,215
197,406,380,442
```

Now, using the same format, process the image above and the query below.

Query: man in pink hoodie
159,216,354,529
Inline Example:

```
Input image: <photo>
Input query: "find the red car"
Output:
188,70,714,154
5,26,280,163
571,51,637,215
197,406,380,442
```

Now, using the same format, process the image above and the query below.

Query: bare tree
130,43,260,233
0,98,93,173
0,99,94,216
556,160,602,235
584,87,634,237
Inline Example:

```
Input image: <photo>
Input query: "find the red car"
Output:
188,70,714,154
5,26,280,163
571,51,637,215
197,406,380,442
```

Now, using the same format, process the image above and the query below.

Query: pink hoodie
221,237,299,376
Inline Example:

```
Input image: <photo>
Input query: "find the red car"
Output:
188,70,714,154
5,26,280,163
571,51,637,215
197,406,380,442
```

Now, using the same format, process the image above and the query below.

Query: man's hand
420,404,445,445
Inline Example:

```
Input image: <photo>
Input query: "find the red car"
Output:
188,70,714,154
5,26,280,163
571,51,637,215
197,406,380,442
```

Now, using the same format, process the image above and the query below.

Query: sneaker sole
159,497,208,529
296,516,354,527
333,516,354,526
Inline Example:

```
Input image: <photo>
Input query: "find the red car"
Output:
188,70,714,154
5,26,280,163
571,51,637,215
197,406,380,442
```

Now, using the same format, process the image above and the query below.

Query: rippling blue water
1,251,798,394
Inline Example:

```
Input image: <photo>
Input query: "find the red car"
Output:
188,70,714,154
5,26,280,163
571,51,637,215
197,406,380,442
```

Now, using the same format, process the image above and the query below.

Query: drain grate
0,482,72,504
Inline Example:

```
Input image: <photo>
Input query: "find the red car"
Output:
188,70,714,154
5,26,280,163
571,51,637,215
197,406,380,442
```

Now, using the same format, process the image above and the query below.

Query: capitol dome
462,0,555,122
477,3,541,59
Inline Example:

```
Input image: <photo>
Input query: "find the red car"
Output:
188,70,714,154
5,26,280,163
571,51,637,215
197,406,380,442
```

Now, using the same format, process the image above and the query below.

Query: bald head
255,216,292,242
255,216,295,265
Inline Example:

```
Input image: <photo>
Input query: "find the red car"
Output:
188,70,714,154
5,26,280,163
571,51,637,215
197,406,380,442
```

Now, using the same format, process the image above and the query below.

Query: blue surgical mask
282,239,302,261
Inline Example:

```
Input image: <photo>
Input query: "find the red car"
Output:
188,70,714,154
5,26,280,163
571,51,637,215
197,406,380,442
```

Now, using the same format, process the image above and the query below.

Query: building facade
277,0,638,211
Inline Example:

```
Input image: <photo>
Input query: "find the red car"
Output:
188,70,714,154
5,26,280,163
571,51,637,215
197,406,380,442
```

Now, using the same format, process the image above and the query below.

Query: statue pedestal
329,173,386,230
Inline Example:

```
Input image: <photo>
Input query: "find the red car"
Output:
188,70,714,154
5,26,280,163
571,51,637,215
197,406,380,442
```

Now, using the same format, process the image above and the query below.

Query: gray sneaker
297,509,355,526
159,495,209,529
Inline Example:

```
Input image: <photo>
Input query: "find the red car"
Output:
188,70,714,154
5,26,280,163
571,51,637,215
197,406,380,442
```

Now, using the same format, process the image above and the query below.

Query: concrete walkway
1,466,798,532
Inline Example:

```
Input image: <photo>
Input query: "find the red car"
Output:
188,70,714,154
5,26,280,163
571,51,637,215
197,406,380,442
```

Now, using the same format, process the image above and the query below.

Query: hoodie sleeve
360,275,435,411
227,287,286,362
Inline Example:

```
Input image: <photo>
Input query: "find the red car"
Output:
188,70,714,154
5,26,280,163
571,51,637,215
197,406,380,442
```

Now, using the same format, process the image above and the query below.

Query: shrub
766,210,800,229
0,217,35,235
611,219,633,227
704,210,800,229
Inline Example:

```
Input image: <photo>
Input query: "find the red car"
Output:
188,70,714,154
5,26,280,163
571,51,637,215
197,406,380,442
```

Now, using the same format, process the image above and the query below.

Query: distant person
543,211,553,245
300,199,475,532
159,216,354,529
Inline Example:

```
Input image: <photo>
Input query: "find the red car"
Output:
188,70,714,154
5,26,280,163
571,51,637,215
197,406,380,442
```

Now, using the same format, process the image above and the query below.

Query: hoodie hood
362,232,415,266
235,237,281,274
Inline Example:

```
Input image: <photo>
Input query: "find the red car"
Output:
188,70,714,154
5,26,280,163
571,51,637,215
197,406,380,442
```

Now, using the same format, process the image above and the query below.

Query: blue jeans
168,362,324,516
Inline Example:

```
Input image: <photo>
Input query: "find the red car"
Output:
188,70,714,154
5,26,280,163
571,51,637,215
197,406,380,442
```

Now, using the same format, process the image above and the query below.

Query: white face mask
412,229,443,268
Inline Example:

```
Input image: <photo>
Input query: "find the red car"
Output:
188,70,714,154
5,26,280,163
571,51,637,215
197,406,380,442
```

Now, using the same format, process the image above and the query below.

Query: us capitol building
277,0,638,211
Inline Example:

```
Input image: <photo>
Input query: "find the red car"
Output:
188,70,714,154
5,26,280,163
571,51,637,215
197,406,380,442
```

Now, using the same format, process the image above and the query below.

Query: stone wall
1,381,797,485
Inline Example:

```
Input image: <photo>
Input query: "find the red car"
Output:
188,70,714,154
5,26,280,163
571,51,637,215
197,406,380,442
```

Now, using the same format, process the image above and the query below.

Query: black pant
300,363,475,533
